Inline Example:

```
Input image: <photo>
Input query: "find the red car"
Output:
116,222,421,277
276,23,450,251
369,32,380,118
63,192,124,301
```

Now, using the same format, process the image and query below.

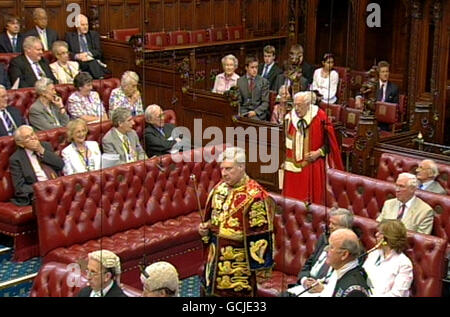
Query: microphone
358,239,386,262
295,277,327,297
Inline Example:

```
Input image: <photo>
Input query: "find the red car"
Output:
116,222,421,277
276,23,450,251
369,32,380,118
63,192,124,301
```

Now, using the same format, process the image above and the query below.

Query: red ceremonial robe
283,107,343,204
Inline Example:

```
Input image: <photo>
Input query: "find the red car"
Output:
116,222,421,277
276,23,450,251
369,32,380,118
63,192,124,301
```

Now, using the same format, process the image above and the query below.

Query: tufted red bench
6,78,120,120
326,168,450,256
33,145,224,286
0,112,175,261
257,193,447,297
0,52,55,72
376,152,450,195
30,261,142,297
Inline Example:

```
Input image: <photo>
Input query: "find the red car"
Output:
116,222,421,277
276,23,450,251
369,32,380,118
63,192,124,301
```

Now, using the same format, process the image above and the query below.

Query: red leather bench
257,193,447,297
326,168,450,256
376,152,450,195
0,111,175,261
30,261,142,297
33,145,224,286
0,52,55,72
112,28,140,42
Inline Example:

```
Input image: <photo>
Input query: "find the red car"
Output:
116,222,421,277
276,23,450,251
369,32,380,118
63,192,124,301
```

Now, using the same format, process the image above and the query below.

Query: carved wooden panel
195,0,212,29
213,0,226,28
147,1,164,32
227,0,241,27
164,0,178,31
180,0,194,30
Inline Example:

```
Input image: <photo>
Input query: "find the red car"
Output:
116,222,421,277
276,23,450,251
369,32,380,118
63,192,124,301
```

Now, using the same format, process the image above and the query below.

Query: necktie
1,109,15,135
380,84,385,102
123,137,130,155
12,36,17,52
79,34,89,53
419,184,424,190
397,203,406,220
158,127,165,136
40,30,48,51
34,62,43,78
248,77,255,92
36,154,58,180
263,65,269,78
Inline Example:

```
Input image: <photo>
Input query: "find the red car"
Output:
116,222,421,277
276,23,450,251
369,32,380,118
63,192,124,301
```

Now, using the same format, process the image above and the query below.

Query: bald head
76,14,89,34
33,8,48,30
145,104,165,128
327,228,361,270
417,159,439,182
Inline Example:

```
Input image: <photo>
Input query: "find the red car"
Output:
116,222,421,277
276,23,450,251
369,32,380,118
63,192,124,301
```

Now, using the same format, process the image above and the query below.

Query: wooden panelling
213,0,226,28
147,1,164,32
195,0,212,30
179,0,194,30
163,0,178,31
227,0,241,27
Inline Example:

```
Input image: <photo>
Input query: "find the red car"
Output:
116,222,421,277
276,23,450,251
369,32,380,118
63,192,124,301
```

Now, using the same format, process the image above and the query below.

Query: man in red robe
283,91,344,204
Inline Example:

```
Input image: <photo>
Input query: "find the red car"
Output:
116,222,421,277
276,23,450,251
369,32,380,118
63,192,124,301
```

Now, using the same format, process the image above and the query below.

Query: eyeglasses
57,51,69,56
20,133,37,142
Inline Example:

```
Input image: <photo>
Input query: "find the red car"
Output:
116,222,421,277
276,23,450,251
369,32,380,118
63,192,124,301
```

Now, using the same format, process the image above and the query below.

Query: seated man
9,125,64,206
144,104,182,157
141,261,180,297
288,208,354,297
237,56,270,120
275,44,313,93
416,159,446,195
65,14,110,79
24,8,58,51
0,85,24,136
377,172,434,234
258,45,283,91
0,15,24,53
102,108,147,165
78,250,127,297
8,36,57,88
0,63,11,89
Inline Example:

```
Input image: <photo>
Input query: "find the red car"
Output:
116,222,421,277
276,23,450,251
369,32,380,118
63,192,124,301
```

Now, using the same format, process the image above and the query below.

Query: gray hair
221,54,238,69
51,40,68,56
293,91,315,105
13,125,34,142
0,84,6,91
111,108,131,127
145,104,162,123
398,172,419,188
329,208,354,228
121,71,139,87
422,159,439,178
33,8,46,19
219,147,246,165
34,77,54,96
340,238,361,259
23,36,42,51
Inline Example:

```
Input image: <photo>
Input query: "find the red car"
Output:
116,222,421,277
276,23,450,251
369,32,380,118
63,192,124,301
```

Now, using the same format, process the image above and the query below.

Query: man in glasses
416,159,446,195
78,249,127,297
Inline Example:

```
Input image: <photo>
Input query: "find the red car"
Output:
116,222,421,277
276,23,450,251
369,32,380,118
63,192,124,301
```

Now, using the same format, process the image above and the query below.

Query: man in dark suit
9,125,64,206
0,85,24,136
0,64,11,89
144,104,182,157
274,44,312,93
78,250,127,297
65,14,110,79
24,8,58,52
237,56,270,120
376,61,399,104
258,45,283,91
8,36,57,88
0,15,24,53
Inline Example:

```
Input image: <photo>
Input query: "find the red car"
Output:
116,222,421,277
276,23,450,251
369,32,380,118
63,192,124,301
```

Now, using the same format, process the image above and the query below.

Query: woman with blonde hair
363,219,413,297
61,119,101,175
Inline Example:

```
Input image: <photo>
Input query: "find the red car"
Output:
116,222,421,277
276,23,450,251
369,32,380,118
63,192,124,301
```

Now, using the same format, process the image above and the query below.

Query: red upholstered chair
42,51,56,64
340,106,362,170
145,32,169,48
112,28,140,42
92,77,121,113
6,88,37,119
168,31,190,46
375,101,399,137
333,66,350,103
54,84,76,107
0,53,20,71
207,28,228,42
190,29,209,44
226,25,244,40
320,103,343,124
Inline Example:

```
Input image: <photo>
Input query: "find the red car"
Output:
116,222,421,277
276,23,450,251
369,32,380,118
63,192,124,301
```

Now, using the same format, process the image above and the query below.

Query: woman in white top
212,54,240,94
61,119,101,175
49,41,80,84
363,219,413,297
312,53,339,104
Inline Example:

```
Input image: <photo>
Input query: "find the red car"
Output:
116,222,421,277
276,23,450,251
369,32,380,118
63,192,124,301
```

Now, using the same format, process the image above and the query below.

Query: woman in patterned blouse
212,54,240,94
67,72,108,123
108,71,143,117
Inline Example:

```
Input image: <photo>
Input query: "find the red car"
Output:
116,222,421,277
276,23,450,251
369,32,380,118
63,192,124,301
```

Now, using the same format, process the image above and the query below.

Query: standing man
283,91,344,204
0,15,24,53
416,159,446,195
0,85,24,136
8,36,57,88
78,250,127,297
65,14,110,79
199,147,274,297
237,56,270,120
258,45,282,91
377,173,434,234
25,8,58,51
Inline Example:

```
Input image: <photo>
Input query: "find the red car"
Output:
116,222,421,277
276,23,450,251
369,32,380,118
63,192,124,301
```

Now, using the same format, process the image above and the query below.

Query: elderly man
317,228,370,297
24,8,58,51
9,125,64,206
288,208,355,296
0,85,24,136
141,261,180,297
236,56,270,120
102,108,146,165
29,78,69,131
144,104,180,157
8,36,57,88
199,147,274,297
0,15,24,53
283,91,343,204
377,172,434,234
416,159,446,195
65,14,109,79
78,249,126,297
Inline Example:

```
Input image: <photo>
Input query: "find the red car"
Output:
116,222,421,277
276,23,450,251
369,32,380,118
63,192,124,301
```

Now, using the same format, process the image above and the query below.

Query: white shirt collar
400,196,415,209
290,105,319,131
25,54,39,66
90,280,114,297
379,80,387,87
421,180,434,189
36,26,46,33
335,259,359,280
6,31,17,39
